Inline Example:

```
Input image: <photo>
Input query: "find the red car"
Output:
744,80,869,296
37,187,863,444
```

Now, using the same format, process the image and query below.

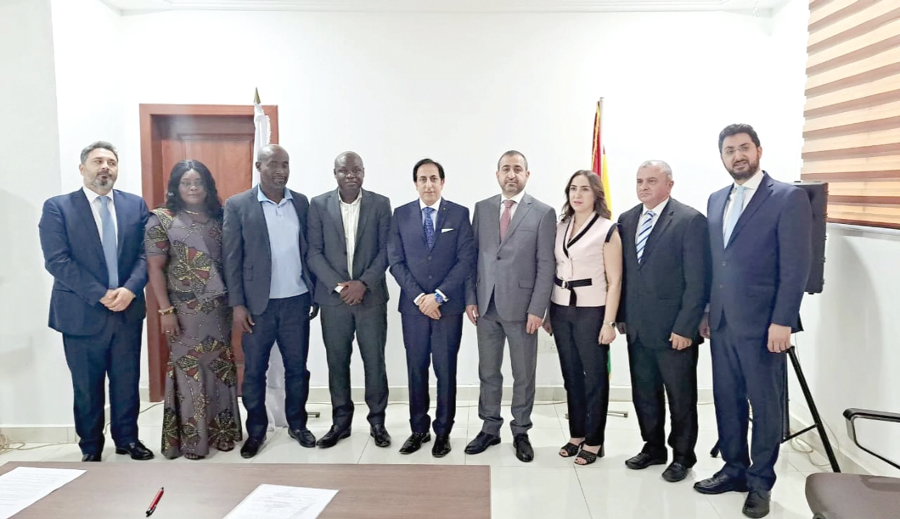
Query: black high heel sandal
574,445,605,465
559,441,583,458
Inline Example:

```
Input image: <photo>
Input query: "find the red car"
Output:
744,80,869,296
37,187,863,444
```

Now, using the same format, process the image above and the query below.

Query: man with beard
693,124,811,518
39,141,153,462
223,144,319,458
307,151,393,449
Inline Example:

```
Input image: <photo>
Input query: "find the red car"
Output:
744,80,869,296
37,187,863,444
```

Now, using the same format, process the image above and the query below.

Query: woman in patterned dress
144,160,242,459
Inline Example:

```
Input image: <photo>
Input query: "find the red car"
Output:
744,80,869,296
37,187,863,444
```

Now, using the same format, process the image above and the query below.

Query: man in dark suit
39,141,153,462
464,150,556,462
307,151,393,449
223,144,318,458
388,159,476,457
617,160,709,483
693,124,812,519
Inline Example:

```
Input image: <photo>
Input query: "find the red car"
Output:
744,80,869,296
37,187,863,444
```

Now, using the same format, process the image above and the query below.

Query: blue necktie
636,210,655,263
99,195,118,288
723,185,746,245
423,207,435,249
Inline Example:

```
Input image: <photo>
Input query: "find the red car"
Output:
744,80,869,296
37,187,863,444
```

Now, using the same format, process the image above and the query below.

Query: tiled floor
0,401,823,518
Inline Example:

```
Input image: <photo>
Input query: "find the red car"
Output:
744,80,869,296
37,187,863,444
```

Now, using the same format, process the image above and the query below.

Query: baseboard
787,412,871,475
0,426,74,444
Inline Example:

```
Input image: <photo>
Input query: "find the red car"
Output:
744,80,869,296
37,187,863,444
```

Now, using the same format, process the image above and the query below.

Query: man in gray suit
222,144,318,459
307,151,393,449
464,150,556,462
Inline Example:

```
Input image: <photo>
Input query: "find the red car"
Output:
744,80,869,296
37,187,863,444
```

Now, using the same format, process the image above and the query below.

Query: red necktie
500,199,515,241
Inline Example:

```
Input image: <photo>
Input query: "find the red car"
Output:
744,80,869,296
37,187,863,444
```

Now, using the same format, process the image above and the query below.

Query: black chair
805,408,900,519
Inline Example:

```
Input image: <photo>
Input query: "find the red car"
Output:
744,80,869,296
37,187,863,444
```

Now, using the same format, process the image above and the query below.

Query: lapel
355,190,371,248
727,173,774,248
251,186,273,254
112,190,127,260
430,200,452,250
638,200,675,270
72,189,106,266
499,193,532,250
483,195,502,247
289,191,304,252
709,187,729,253
621,205,641,267
327,189,347,246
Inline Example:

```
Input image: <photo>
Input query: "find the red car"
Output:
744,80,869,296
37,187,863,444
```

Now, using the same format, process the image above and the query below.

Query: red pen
146,487,164,517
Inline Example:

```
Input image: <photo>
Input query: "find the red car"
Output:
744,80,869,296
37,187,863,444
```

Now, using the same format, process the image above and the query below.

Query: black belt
554,276,592,306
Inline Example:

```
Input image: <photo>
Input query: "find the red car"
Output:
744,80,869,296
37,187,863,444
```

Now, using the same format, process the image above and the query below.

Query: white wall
0,0,68,426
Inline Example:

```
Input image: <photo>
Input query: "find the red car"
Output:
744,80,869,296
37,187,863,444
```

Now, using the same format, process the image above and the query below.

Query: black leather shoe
370,425,391,448
513,434,534,463
464,432,501,455
288,428,316,448
316,426,351,449
81,452,101,462
625,452,667,470
240,437,264,459
662,462,690,482
693,473,749,495
743,490,771,518
432,435,451,458
398,432,431,454
115,441,154,460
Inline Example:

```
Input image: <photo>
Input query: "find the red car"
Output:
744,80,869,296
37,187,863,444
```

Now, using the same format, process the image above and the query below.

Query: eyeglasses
179,181,205,188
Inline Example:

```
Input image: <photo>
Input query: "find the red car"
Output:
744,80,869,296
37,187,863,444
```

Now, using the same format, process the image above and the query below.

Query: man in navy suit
387,159,475,457
694,124,811,519
38,141,153,462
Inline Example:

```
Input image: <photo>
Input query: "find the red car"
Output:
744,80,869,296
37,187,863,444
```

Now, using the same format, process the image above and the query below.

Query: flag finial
254,88,261,105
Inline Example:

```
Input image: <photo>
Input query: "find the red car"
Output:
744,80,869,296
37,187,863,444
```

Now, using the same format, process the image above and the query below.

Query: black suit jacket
39,189,149,336
306,188,392,307
222,186,315,316
388,199,476,316
617,198,709,348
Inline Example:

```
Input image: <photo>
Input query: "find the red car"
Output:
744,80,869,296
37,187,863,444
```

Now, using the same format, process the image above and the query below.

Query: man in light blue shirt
223,144,319,458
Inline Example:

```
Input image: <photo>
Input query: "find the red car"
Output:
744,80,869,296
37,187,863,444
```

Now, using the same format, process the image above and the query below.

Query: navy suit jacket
707,172,811,337
388,199,475,316
39,188,149,336
222,186,316,316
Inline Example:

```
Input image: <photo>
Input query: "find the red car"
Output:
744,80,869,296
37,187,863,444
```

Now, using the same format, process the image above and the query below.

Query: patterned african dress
144,208,243,459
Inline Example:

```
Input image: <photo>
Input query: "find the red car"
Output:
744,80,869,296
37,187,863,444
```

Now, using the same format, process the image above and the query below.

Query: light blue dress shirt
258,187,309,299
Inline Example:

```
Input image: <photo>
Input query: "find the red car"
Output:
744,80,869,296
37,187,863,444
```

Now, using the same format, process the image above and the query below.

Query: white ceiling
101,0,791,15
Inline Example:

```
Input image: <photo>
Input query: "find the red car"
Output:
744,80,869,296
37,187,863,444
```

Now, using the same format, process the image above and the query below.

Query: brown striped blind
801,0,900,229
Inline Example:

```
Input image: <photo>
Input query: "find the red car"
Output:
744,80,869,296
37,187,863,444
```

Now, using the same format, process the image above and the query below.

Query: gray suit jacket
465,193,556,322
222,186,315,316
307,188,392,307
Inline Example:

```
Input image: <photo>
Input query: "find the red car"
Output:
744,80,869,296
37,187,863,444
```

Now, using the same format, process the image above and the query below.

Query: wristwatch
604,321,615,328
434,292,446,304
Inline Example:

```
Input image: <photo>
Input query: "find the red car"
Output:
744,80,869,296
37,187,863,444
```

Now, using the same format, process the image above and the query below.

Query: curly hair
164,160,223,220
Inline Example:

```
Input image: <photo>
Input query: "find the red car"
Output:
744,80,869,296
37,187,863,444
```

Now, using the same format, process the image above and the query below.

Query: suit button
496,256,501,260
428,275,433,280
722,261,727,267
719,284,724,289
428,256,432,260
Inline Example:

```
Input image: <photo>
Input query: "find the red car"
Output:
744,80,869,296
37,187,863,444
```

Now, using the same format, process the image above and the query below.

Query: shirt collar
642,197,669,216
83,186,114,204
339,189,363,207
419,197,442,212
257,185,292,203
733,169,764,193
502,190,526,205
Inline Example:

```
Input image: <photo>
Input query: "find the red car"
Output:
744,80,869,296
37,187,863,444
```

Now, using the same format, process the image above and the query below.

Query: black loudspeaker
793,181,827,294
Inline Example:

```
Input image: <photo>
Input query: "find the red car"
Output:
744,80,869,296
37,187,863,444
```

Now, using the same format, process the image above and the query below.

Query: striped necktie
636,210,655,263
423,207,435,249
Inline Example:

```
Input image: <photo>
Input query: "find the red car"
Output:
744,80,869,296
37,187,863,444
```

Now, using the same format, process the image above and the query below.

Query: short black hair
497,150,528,170
80,141,118,164
718,124,761,153
412,158,445,182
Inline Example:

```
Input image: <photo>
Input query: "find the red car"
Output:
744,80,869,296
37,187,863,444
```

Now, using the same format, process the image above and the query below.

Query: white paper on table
0,467,86,519
224,484,338,519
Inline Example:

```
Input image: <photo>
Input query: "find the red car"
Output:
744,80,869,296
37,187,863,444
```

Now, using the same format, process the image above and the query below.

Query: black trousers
62,314,142,455
401,312,463,437
627,336,699,466
320,303,389,429
711,320,786,492
242,294,311,439
550,304,609,446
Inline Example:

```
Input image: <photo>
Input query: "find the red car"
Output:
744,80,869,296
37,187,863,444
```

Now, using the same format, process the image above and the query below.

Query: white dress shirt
82,186,118,244
635,198,669,242
499,189,526,220
723,169,764,230
338,191,363,289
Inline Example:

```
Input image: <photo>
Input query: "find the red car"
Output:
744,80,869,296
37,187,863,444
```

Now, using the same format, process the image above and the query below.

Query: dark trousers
320,302,388,429
242,293,311,439
627,337,699,466
550,304,609,446
62,315,142,455
711,320,786,491
401,312,463,437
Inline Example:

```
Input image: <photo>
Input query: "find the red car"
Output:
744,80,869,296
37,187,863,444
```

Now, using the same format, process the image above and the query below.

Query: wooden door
140,104,279,402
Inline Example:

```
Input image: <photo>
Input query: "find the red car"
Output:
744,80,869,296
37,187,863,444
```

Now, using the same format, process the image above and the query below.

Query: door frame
139,103,279,402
